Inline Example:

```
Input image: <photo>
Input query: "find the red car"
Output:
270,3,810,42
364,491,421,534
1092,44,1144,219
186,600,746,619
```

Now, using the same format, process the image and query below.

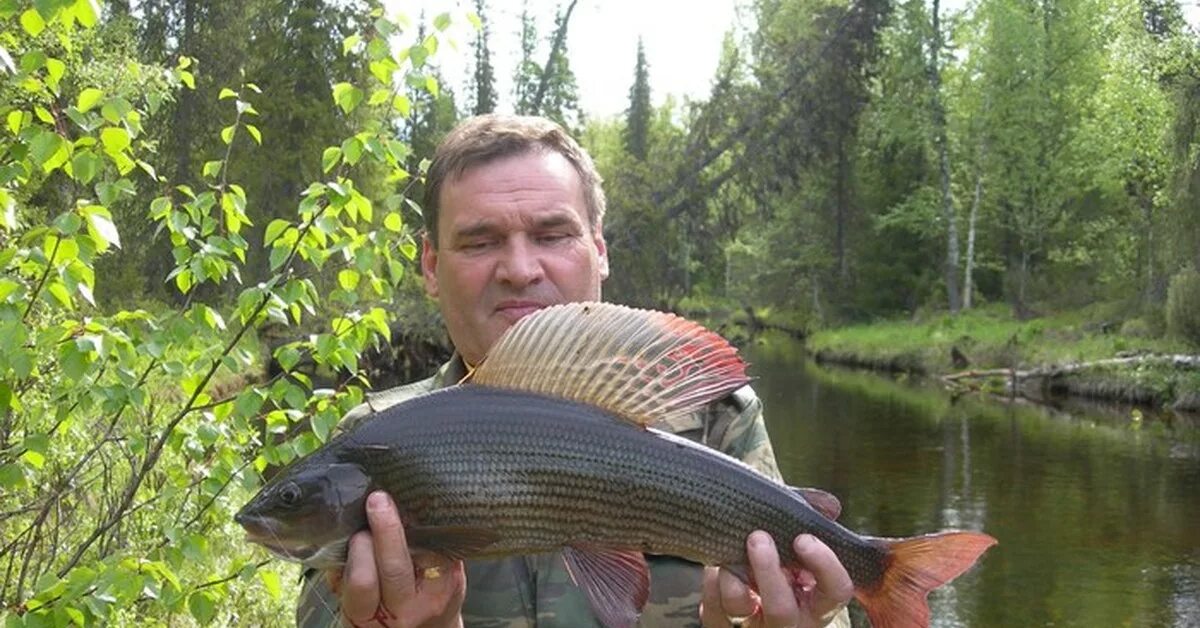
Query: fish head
236,460,372,569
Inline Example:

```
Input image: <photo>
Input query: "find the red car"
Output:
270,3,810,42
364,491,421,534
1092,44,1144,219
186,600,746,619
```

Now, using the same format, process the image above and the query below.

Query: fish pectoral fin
561,544,649,628
404,525,501,560
792,486,842,521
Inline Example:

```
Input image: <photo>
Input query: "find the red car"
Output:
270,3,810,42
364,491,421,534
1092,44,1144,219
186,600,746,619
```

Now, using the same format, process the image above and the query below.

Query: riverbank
805,304,1200,413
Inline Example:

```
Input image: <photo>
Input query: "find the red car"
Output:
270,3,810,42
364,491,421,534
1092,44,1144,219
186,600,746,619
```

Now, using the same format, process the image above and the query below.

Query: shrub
1167,268,1200,347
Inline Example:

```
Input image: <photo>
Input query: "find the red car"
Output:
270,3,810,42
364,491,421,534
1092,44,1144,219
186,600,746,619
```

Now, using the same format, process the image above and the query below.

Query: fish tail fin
854,531,996,628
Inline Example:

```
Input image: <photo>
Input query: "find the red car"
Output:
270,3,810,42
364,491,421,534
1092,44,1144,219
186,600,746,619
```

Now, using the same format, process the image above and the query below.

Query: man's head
420,115,610,365
422,114,607,247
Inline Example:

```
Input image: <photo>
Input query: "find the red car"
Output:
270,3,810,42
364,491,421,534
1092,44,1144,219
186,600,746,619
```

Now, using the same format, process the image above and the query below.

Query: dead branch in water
943,354,1200,384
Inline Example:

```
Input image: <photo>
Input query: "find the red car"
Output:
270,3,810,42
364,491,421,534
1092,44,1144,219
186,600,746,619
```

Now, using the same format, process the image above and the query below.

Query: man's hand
330,491,466,628
699,531,853,628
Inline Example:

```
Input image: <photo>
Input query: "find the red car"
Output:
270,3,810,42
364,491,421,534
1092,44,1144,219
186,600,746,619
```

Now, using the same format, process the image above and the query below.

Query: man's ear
420,233,439,297
593,224,609,281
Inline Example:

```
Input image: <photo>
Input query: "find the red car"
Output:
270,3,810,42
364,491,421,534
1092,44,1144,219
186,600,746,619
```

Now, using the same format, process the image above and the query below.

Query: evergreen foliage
624,38,651,160
469,0,497,115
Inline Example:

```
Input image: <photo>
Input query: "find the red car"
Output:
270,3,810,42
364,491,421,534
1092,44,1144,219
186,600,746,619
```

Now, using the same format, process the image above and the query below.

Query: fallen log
943,354,1200,383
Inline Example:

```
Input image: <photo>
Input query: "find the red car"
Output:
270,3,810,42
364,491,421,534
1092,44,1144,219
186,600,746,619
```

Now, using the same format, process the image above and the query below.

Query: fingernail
794,534,814,551
367,491,389,511
748,530,773,549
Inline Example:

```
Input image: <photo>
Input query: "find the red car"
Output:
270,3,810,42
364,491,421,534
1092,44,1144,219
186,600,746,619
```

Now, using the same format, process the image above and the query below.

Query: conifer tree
470,0,497,114
514,2,540,114
625,38,651,160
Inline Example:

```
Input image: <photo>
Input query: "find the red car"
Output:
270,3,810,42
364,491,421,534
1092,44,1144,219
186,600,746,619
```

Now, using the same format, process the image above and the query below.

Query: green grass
808,303,1188,374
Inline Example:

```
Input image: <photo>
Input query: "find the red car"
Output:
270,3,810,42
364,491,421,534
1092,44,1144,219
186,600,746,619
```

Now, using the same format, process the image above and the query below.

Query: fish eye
279,482,301,506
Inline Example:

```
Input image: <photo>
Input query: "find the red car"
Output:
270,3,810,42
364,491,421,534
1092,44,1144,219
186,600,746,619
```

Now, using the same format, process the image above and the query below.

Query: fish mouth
250,537,320,563
237,514,318,563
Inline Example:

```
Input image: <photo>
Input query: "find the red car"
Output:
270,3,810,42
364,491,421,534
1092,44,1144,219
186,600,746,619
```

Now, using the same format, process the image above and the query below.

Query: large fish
236,302,996,628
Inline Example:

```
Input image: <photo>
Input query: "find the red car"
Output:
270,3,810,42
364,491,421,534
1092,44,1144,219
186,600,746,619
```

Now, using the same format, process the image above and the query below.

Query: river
744,333,1200,627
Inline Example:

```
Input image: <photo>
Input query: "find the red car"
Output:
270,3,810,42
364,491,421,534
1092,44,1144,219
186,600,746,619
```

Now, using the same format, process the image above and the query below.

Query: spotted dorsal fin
470,302,749,425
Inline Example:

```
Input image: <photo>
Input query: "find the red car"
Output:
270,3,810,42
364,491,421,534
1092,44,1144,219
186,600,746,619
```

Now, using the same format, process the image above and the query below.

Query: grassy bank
806,304,1200,411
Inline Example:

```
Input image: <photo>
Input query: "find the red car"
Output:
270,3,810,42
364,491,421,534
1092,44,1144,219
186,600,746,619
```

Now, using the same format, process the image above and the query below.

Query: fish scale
237,302,995,627
335,385,870,573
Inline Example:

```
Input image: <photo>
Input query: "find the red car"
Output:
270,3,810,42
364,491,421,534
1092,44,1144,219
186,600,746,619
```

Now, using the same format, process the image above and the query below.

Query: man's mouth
495,301,544,320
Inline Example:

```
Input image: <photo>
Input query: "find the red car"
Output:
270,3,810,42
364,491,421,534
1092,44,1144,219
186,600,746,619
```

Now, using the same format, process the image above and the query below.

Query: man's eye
536,233,570,244
461,240,495,251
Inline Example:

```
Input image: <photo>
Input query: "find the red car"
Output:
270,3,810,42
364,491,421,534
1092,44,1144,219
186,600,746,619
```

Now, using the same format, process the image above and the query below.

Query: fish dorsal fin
561,544,649,628
470,302,749,425
794,486,842,521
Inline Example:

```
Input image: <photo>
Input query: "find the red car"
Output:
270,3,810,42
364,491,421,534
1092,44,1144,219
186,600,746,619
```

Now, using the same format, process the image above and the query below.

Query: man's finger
792,534,854,621
717,567,759,618
365,491,417,615
746,531,800,626
340,531,382,625
699,567,735,627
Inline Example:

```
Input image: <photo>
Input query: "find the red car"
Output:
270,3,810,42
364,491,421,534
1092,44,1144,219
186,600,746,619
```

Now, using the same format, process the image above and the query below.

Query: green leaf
337,269,360,291
72,0,100,27
45,57,64,88
188,590,217,625
85,207,121,250
260,570,282,600
100,127,130,154
321,146,342,173
0,278,20,302
268,245,289,271
218,87,237,100
275,345,300,372
6,110,24,135
21,449,45,469
220,125,235,145
0,463,24,489
179,70,195,89
342,34,362,55
202,160,222,179
20,9,45,37
384,212,403,232
264,218,291,245
69,151,100,184
392,94,411,117
77,87,103,112
433,12,451,31
245,124,261,144
332,82,363,114
30,130,65,168
341,137,363,166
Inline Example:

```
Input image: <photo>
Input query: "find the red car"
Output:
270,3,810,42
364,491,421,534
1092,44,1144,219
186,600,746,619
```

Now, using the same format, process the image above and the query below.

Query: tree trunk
928,0,959,313
1141,195,1156,305
531,0,578,113
173,0,196,181
963,171,982,310
836,135,850,281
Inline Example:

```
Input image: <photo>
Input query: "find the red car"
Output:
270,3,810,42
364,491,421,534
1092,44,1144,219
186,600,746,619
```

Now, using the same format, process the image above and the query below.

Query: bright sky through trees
397,0,743,117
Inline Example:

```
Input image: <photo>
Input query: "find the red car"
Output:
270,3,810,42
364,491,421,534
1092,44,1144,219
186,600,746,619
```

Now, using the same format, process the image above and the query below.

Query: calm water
744,335,1200,628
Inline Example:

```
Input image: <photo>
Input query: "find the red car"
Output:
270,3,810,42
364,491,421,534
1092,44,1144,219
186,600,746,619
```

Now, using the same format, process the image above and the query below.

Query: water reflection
744,334,1200,627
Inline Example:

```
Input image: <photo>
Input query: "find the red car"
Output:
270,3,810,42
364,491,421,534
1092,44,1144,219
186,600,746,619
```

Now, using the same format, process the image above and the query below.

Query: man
297,114,853,627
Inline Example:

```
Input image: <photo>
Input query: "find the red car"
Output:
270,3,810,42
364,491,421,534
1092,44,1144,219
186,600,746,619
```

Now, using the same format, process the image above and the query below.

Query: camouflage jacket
296,357,851,628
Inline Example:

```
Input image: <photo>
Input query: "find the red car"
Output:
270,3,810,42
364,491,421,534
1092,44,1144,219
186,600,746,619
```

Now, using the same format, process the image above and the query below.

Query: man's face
421,150,609,365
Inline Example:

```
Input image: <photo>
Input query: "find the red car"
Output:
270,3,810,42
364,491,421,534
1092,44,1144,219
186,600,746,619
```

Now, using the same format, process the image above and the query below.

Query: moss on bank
806,304,1200,410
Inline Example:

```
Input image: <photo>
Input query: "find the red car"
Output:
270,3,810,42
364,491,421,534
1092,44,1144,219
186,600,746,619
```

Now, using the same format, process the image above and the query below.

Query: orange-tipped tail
854,531,997,628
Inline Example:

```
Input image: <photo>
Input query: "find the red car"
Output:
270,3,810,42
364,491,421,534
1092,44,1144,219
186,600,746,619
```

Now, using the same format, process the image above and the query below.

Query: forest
2,0,1200,624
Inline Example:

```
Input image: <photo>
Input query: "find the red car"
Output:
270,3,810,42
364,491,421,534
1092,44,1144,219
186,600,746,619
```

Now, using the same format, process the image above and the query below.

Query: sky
393,0,745,119
393,0,1200,120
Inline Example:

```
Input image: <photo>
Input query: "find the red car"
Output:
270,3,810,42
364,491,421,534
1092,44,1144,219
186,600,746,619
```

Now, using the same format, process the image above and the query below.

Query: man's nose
496,239,545,287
